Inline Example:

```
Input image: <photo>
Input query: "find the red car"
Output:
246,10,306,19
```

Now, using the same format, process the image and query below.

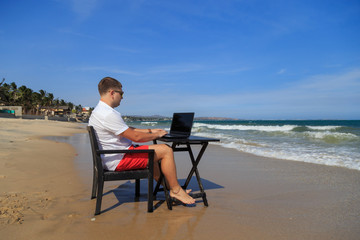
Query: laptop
162,112,195,139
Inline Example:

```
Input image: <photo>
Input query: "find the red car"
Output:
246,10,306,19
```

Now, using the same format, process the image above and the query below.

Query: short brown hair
98,77,122,96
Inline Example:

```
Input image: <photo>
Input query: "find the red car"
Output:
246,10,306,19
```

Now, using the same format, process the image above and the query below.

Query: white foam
307,126,341,131
131,121,360,171
193,123,297,132
194,131,360,171
140,121,158,126
216,140,360,171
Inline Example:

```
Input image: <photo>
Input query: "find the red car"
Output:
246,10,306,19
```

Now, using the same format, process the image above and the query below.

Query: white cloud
147,64,204,74
77,66,140,76
120,68,360,119
277,68,286,74
106,46,141,53
58,28,96,39
299,69,360,91
68,0,98,20
212,67,249,74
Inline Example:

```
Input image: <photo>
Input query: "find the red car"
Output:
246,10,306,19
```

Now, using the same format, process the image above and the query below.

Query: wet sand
1,118,360,239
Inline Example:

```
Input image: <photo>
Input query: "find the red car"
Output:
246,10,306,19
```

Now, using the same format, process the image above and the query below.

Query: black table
153,136,220,206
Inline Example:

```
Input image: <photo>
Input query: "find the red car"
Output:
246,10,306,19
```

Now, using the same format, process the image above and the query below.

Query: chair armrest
97,149,155,154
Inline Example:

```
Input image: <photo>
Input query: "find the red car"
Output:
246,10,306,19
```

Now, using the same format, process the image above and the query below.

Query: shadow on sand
100,176,224,214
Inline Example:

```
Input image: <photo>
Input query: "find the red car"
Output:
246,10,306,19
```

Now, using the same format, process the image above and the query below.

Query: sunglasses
114,90,124,97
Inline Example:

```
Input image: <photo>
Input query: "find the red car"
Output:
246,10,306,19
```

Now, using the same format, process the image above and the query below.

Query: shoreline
137,119,360,172
1,118,360,239
210,141,360,172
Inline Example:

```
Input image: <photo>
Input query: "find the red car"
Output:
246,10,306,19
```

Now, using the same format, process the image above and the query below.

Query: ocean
130,120,360,171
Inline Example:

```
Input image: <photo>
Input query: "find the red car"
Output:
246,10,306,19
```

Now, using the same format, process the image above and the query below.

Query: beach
1,118,360,240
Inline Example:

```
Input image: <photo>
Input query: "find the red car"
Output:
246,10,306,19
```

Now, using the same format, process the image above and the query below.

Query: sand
1,118,360,240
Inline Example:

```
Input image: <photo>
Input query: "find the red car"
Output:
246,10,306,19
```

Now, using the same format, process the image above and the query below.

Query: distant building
82,107,91,116
0,106,22,117
40,106,71,116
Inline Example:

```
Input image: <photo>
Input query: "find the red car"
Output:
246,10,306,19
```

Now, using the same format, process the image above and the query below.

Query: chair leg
91,170,97,199
95,180,104,215
148,177,153,212
135,179,140,198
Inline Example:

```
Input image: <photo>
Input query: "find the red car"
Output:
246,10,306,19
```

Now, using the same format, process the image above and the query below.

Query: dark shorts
115,145,149,171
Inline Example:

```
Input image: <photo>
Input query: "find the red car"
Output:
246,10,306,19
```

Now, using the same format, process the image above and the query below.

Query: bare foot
170,186,195,205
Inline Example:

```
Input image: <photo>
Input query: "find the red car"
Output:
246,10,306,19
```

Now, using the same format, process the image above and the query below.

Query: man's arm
130,127,166,134
120,127,167,142
130,127,151,133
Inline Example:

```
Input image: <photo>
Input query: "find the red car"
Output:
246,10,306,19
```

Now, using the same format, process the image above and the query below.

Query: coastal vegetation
0,78,234,121
0,78,84,115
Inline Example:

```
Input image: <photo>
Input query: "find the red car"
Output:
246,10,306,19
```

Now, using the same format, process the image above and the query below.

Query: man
89,77,195,205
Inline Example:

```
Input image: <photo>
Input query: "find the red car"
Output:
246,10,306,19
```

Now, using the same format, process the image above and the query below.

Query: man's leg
149,144,195,205
153,160,161,182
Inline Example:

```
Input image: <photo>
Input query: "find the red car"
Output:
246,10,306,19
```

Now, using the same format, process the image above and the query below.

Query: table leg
182,142,209,206
154,140,211,207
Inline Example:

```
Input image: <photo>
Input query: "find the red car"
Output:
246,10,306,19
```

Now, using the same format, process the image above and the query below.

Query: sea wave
193,123,351,136
194,130,360,171
140,121,158,126
306,126,342,131
303,131,359,142
130,120,360,171
193,123,297,132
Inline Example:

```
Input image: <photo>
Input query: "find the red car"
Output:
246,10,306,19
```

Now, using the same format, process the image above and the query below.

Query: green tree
67,102,74,111
60,99,66,106
31,92,42,115
53,98,60,108
1,80,85,116
75,104,82,114
8,82,18,105
44,93,54,107
18,85,33,114
0,79,10,104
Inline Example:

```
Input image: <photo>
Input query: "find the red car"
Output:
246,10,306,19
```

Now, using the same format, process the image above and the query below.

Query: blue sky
1,0,359,119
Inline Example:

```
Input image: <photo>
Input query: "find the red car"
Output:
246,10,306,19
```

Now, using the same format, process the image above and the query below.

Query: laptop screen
170,112,195,135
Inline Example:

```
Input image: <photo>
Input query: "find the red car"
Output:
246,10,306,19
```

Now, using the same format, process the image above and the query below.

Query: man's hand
151,129,168,137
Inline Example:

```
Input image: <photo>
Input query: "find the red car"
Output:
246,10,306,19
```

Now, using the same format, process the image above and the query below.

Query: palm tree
44,93,54,107
53,98,60,108
37,89,47,114
75,104,82,114
1,80,84,117
10,82,19,105
60,99,66,106
67,102,74,111
39,89,46,102
17,85,33,114
47,93,54,106
41,92,54,116
0,79,10,104
31,92,42,115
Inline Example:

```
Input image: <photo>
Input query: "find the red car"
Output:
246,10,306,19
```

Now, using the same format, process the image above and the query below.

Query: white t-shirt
88,101,132,171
